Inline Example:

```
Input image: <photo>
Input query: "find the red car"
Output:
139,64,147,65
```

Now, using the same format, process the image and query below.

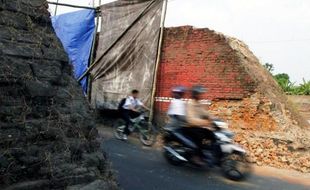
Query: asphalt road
101,131,309,190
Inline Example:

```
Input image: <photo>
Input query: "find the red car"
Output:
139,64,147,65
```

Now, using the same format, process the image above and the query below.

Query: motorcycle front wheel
221,153,252,181
139,122,157,146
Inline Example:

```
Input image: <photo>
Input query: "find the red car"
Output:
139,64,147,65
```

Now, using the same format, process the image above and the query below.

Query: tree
274,73,289,82
274,73,294,93
263,63,274,73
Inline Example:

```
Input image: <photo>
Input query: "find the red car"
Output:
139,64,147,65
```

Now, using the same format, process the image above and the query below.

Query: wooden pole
54,0,59,16
48,1,97,10
86,3,101,101
149,0,168,122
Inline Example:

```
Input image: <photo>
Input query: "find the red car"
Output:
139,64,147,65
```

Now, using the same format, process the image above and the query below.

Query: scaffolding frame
48,1,98,13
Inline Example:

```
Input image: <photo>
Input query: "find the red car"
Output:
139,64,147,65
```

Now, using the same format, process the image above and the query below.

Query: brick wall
153,26,310,173
155,26,256,113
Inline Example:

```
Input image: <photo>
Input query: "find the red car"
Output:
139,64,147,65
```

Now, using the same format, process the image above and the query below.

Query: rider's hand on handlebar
142,105,151,111
131,108,139,112
203,120,215,131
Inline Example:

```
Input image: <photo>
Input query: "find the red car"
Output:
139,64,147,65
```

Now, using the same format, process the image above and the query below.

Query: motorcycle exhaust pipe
164,146,188,162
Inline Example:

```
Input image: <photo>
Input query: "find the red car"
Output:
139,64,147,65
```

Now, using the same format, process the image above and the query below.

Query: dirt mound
208,32,310,173
227,36,309,128
288,96,310,123
0,1,118,189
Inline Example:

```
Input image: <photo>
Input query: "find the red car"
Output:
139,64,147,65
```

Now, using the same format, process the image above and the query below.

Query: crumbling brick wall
0,1,117,189
155,26,310,173
155,26,308,129
156,26,256,102
155,26,258,115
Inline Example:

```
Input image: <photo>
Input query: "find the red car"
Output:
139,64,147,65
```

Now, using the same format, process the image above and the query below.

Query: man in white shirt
165,86,187,130
121,89,149,140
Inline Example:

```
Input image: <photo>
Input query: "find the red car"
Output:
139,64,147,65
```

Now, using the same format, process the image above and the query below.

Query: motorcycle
163,120,252,181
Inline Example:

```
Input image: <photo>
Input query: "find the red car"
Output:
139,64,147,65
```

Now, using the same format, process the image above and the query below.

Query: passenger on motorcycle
121,89,150,140
182,85,217,166
186,85,214,128
165,86,187,130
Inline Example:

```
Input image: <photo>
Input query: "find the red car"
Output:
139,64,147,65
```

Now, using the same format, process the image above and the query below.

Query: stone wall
0,1,117,189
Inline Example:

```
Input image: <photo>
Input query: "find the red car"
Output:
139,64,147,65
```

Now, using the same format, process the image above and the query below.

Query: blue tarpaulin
52,9,95,93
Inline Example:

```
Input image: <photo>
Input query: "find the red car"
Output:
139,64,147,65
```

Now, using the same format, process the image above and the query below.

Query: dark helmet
172,86,187,93
191,85,207,96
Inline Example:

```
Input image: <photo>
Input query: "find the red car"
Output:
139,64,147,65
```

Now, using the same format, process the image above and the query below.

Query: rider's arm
142,104,150,111
186,101,212,127
200,106,215,130
137,99,150,111
200,106,215,120
130,106,139,112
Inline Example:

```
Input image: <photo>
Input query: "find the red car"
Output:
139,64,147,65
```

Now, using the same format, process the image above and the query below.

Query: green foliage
274,75,310,95
296,79,310,95
262,63,309,95
274,73,293,92
263,63,274,73
274,74,292,93
274,73,289,81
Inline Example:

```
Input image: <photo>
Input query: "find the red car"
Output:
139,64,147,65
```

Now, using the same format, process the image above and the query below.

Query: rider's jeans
121,109,140,135
165,115,187,130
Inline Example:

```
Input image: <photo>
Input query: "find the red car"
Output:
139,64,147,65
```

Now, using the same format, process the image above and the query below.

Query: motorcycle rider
121,89,150,140
182,85,217,166
165,86,187,130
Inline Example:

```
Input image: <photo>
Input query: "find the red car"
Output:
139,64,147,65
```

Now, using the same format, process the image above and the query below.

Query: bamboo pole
48,1,97,10
149,0,168,122
54,0,59,16
87,4,101,100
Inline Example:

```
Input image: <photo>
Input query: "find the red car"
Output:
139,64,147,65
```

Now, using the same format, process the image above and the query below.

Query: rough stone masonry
0,0,117,189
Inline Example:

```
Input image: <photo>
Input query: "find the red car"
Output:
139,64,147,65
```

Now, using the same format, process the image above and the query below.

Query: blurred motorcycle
163,119,252,181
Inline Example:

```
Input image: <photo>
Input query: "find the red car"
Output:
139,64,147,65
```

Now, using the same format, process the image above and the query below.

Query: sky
48,0,310,83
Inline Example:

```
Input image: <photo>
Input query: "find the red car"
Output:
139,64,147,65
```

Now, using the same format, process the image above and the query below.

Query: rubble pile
210,93,310,173
235,131,310,173
201,35,310,173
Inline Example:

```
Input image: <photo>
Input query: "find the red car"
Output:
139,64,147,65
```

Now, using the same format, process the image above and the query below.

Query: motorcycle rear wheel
221,153,252,181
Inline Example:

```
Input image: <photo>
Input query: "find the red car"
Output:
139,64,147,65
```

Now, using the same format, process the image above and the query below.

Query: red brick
156,26,256,112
